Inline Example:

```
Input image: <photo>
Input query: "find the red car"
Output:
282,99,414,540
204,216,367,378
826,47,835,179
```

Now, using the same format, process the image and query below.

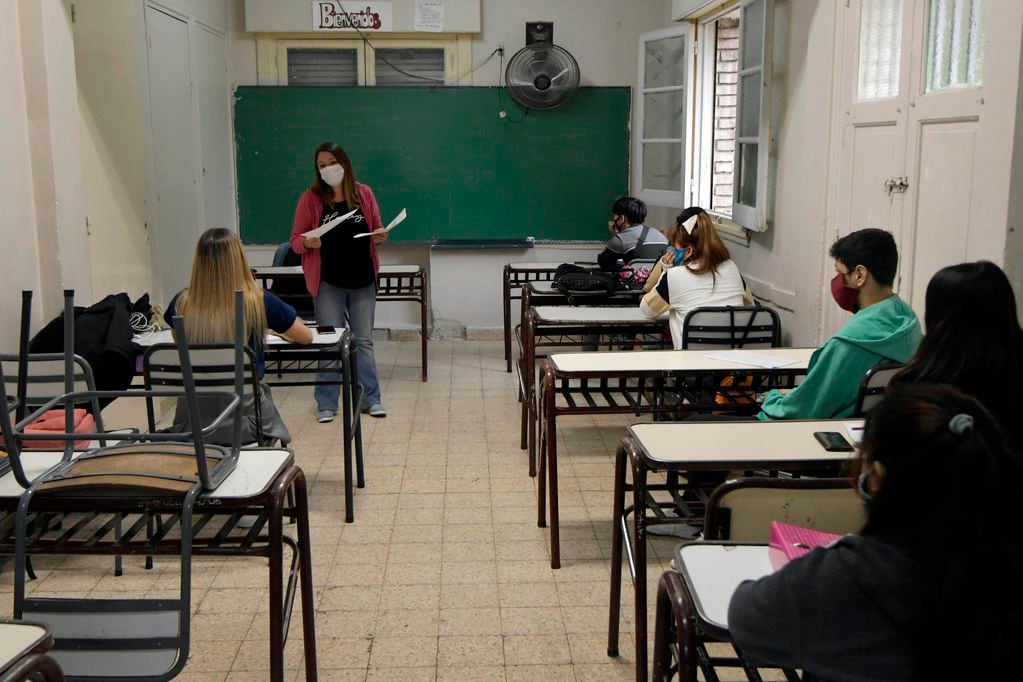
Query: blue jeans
313,280,381,411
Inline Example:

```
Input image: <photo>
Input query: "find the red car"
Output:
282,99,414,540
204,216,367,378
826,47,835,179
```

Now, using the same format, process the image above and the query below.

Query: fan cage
505,44,581,110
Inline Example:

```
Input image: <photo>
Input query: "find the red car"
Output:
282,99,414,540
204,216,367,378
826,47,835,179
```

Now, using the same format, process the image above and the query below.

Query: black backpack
553,264,621,303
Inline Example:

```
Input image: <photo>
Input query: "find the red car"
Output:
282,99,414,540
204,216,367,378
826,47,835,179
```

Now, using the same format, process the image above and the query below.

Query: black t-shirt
318,201,374,289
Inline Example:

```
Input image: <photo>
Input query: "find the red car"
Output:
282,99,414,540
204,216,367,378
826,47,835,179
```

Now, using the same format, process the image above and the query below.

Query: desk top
549,347,814,373
252,264,421,276
523,281,644,296
0,449,292,500
676,543,773,630
133,328,345,348
533,306,659,324
628,419,860,466
0,620,50,667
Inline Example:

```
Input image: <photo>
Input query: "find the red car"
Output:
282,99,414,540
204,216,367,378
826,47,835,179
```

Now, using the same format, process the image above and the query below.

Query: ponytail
674,209,731,277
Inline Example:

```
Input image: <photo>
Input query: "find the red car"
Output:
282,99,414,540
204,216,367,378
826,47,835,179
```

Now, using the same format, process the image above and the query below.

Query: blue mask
671,247,687,266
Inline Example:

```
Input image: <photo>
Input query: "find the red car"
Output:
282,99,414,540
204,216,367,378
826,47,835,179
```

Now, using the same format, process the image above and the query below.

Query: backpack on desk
553,264,621,302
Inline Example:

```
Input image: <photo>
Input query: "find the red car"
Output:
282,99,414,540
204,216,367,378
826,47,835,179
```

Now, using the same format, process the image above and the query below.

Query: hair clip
681,215,699,235
948,413,974,436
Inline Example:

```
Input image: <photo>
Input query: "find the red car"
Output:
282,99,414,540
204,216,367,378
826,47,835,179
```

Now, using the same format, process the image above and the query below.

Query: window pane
644,35,686,89
736,143,758,206
287,48,358,86
643,143,682,191
643,91,686,140
738,72,761,138
857,0,903,100
740,0,765,70
375,48,445,86
925,0,985,91
712,16,740,218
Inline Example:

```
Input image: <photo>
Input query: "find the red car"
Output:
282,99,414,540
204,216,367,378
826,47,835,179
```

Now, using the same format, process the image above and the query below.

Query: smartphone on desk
316,325,335,334
813,431,854,452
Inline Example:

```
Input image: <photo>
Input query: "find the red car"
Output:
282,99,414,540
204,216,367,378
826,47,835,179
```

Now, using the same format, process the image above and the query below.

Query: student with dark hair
597,196,667,270
757,228,921,420
639,206,748,347
890,260,1023,449
729,384,1023,681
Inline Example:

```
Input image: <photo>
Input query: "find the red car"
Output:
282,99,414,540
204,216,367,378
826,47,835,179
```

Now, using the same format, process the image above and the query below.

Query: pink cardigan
289,183,384,297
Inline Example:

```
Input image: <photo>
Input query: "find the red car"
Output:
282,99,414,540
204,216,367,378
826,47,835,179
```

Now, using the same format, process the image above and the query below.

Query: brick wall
712,18,739,216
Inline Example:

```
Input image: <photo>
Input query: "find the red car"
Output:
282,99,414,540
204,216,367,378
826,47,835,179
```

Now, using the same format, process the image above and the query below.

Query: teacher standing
291,141,388,422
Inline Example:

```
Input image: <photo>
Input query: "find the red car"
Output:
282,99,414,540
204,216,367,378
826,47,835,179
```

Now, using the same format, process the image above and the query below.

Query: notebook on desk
768,521,842,570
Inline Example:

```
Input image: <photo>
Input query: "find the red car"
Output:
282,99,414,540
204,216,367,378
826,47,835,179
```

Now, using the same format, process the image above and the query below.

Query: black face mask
857,471,874,509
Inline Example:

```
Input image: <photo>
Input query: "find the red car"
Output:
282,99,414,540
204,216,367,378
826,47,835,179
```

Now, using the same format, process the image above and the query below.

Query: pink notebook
768,521,841,570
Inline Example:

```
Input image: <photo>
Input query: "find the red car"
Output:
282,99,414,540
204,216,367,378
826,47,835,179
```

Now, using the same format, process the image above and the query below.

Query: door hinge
70,3,76,23
884,177,909,195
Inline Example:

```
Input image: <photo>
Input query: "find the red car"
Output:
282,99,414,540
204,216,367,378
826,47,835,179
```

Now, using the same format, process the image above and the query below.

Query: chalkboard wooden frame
234,86,631,244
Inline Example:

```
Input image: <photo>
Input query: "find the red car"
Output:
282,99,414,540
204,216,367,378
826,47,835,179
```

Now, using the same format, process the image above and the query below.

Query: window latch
884,177,909,195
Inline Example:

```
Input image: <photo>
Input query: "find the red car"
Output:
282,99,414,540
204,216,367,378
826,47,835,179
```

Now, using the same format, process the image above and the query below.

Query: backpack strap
636,226,650,249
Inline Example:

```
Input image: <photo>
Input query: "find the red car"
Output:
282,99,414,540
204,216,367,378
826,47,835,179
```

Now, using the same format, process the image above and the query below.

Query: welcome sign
312,2,393,31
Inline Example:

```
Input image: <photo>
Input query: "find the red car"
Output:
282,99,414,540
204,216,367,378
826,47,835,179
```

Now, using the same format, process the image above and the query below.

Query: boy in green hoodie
758,229,921,420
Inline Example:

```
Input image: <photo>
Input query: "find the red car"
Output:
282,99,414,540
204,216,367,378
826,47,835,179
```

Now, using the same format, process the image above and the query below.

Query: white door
825,0,988,335
195,23,236,233
145,5,201,302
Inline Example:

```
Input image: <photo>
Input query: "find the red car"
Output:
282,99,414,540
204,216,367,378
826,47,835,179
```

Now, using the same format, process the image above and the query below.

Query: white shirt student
639,207,749,349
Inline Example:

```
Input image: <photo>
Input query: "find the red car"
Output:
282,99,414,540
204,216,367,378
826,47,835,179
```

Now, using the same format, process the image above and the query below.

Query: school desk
607,420,858,680
517,306,670,475
538,348,814,568
251,264,429,382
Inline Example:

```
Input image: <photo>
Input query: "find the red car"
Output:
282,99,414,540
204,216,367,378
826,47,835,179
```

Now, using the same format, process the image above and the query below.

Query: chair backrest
271,241,294,267
0,354,106,432
142,344,261,442
680,305,781,349
854,362,903,417
703,477,865,541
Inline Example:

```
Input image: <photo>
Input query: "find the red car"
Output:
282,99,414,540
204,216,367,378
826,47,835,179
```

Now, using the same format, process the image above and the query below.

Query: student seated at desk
638,206,748,348
166,228,313,445
596,196,667,270
758,229,921,420
729,384,1023,681
889,260,1023,451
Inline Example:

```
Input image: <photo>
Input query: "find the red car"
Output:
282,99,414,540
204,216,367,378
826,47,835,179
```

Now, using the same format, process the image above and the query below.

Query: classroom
1,0,1021,679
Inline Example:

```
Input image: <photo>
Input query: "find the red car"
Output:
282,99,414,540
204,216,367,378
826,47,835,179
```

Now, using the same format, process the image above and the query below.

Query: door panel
195,24,235,232
146,5,200,301
846,124,902,230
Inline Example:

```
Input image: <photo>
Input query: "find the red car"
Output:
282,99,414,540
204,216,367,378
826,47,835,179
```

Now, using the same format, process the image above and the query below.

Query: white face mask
319,164,344,187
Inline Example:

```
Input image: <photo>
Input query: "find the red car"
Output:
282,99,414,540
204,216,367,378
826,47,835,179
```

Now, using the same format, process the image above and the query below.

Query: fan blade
550,67,570,83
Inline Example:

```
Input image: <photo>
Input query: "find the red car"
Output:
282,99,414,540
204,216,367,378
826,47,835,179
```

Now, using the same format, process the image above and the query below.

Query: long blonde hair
176,228,267,345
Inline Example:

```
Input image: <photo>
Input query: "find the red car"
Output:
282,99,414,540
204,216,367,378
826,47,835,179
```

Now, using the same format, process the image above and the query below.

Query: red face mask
831,273,860,312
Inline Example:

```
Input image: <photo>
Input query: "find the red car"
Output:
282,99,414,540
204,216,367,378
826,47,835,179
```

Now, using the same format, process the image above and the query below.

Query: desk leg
608,442,628,659
351,346,365,489
419,279,428,382
269,483,286,682
503,268,512,373
630,449,650,681
341,340,355,523
293,469,319,681
545,368,562,570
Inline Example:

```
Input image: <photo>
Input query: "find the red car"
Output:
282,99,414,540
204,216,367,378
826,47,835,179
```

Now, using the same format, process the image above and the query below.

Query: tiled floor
1,340,700,680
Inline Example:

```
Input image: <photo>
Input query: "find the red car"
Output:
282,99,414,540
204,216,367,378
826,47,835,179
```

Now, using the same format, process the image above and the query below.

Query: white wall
0,0,94,349
0,1,45,350
727,0,837,345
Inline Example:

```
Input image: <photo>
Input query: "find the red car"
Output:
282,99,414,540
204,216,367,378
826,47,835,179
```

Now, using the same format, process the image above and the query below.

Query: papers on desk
703,350,799,369
304,207,359,239
354,208,406,238
132,329,173,347
843,421,864,445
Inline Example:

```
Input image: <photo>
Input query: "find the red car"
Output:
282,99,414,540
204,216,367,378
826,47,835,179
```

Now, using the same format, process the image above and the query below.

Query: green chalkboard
234,86,630,244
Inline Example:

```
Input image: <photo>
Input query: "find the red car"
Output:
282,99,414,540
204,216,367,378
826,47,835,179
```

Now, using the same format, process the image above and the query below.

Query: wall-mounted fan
505,22,580,110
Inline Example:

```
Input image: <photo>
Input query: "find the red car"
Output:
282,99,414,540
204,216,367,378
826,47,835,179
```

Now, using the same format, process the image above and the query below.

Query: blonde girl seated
640,206,749,348
166,228,312,445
